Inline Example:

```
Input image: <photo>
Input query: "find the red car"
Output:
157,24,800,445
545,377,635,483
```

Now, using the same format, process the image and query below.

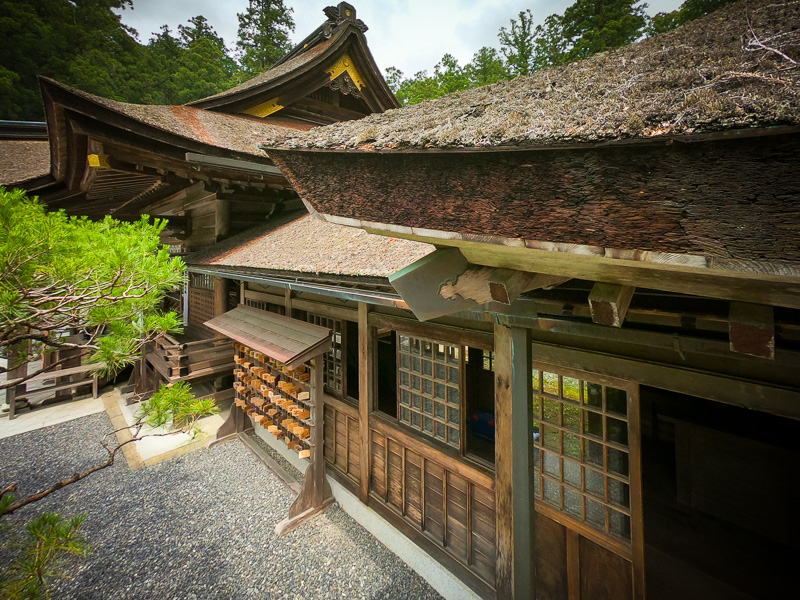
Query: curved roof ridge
38,77,297,157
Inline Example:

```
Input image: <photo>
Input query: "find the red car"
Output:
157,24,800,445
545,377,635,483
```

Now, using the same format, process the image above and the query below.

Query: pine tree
235,0,295,76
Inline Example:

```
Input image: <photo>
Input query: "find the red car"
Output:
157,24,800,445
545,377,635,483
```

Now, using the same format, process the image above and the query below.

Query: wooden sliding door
531,363,644,600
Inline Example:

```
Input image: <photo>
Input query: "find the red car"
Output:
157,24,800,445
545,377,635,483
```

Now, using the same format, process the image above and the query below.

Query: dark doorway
640,387,800,600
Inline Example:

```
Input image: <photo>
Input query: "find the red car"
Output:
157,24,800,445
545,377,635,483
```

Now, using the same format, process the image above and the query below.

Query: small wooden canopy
205,305,331,369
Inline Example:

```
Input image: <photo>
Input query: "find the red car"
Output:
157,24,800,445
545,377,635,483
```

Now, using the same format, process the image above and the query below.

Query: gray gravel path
0,413,442,600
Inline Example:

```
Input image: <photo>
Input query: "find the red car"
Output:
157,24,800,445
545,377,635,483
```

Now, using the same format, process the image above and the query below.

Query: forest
0,0,736,120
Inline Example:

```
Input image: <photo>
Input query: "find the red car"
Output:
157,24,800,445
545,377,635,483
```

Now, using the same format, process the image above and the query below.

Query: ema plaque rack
233,342,314,460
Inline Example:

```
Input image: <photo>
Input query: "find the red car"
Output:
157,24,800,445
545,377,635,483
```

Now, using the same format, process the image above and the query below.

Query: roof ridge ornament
322,2,368,37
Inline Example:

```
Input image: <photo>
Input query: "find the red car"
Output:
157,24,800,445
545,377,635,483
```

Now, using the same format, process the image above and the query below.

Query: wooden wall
323,396,361,488
188,286,214,327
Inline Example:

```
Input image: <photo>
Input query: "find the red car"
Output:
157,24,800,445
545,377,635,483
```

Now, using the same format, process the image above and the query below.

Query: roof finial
323,2,367,33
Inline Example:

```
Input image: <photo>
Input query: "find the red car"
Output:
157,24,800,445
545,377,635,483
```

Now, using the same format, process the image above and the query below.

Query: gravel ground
0,413,442,600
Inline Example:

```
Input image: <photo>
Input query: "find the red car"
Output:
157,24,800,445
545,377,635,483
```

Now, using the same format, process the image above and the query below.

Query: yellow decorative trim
326,53,365,90
242,97,284,118
87,154,110,169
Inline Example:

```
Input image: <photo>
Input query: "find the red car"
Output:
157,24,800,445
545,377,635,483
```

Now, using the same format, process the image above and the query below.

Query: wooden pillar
5,341,27,420
494,323,535,600
214,276,228,314
215,196,230,242
358,302,375,503
284,288,293,318
275,354,333,535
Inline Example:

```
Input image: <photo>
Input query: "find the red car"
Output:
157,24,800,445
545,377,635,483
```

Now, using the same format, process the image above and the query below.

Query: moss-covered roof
266,0,800,150
187,211,434,277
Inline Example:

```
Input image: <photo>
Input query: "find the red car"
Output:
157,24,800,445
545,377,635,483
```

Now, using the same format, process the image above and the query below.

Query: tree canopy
0,0,295,120
236,0,295,76
0,187,184,385
386,0,730,106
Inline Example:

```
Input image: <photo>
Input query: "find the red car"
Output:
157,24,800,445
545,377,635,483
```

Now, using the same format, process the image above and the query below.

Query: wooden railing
146,330,234,382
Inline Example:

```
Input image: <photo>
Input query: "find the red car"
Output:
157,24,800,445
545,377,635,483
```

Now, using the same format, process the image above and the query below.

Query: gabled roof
266,0,799,150
187,210,434,278
187,2,398,118
34,77,297,216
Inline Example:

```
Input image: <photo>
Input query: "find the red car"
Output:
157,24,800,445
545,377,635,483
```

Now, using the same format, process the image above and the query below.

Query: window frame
531,360,642,560
395,333,464,449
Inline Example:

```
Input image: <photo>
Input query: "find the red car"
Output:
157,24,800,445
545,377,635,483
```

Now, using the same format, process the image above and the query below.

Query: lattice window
187,286,214,327
188,272,214,291
307,313,343,396
397,335,461,448
244,299,285,315
532,367,632,541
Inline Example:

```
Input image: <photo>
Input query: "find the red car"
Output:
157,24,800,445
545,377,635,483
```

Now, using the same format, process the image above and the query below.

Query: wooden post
215,196,230,242
5,341,27,420
494,323,535,600
358,302,375,503
284,288,293,318
275,355,333,535
213,277,228,339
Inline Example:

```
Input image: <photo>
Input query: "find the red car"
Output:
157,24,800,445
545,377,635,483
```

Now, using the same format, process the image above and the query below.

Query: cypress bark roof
40,79,298,158
265,0,800,151
187,211,434,277
0,140,50,186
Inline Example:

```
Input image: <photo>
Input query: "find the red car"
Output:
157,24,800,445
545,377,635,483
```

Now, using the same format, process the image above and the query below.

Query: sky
117,0,685,77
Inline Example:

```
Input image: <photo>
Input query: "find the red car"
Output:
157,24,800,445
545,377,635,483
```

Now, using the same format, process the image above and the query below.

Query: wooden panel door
531,363,644,600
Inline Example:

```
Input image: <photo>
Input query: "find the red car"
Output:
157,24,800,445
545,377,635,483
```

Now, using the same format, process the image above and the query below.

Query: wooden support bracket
442,267,570,306
729,301,775,359
588,283,635,327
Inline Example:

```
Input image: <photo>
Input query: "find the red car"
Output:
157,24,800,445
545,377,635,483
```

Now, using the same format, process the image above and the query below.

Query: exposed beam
729,302,775,360
441,265,569,306
362,229,800,311
589,283,636,327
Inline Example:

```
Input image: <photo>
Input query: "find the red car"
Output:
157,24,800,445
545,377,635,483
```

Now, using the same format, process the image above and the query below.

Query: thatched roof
187,211,434,278
0,140,50,186
41,79,297,157
266,0,800,150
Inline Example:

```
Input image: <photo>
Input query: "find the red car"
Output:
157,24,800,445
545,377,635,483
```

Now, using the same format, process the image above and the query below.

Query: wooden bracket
588,283,635,327
729,302,775,359
390,248,570,320
442,267,570,306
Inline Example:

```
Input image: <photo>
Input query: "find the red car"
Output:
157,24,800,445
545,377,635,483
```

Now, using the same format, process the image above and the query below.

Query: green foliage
0,0,295,118
499,9,536,76
388,51,510,106
0,0,144,119
0,188,184,378
647,0,738,36
531,14,570,70
1,512,88,600
236,0,295,76
465,47,510,87
137,381,219,433
560,0,649,62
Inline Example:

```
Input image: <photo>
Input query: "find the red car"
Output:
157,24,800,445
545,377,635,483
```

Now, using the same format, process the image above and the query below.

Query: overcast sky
117,0,684,77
